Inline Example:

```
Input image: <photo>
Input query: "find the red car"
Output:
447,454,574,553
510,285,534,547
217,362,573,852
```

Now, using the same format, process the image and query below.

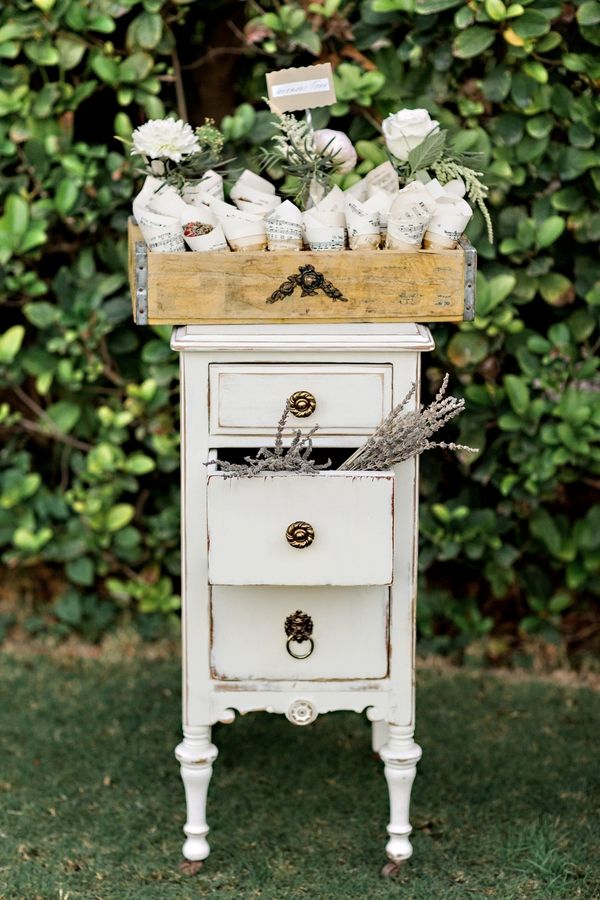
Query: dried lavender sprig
205,402,331,478
339,375,476,471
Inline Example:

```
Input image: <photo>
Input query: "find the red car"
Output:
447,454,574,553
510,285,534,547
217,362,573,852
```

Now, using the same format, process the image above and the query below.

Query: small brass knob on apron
284,610,314,660
286,521,315,549
289,390,316,418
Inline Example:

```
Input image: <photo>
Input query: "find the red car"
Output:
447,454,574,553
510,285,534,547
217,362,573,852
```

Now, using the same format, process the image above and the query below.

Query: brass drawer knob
286,521,314,549
289,390,316,418
285,610,314,660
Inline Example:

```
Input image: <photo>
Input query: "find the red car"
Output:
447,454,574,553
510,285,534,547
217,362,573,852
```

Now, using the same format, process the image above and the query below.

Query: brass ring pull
289,390,316,418
286,521,315,548
285,610,314,660
286,636,314,660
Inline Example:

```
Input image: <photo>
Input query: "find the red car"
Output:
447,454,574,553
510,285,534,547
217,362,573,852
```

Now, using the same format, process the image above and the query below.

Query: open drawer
207,471,394,586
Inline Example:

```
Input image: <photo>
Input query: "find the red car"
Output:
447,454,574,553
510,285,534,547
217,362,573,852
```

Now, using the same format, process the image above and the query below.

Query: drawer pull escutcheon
285,610,314,660
286,521,315,548
289,390,316,418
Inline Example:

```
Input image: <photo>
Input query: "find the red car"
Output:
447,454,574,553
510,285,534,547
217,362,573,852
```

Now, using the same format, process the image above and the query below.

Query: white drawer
209,364,392,435
210,585,389,680
207,471,394,586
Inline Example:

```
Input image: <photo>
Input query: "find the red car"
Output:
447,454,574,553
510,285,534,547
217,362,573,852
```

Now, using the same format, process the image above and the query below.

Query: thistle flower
131,119,200,162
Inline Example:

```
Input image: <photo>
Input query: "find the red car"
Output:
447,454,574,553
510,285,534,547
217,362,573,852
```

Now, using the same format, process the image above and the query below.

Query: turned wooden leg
380,724,422,871
371,720,390,754
175,726,218,862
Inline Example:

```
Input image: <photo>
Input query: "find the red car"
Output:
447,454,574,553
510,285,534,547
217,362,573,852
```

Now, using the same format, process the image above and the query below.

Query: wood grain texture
128,219,466,325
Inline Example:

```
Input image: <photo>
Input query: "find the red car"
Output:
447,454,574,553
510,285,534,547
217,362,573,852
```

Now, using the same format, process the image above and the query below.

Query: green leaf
407,129,446,171
46,401,81,434
124,454,156,475
537,216,565,248
66,557,95,587
55,179,79,215
485,0,506,21
504,375,529,415
106,504,135,532
91,54,119,85
416,0,463,12
453,26,496,58
530,509,562,556
133,12,163,49
0,325,25,364
54,589,82,625
539,273,573,306
577,1,600,25
447,333,489,367
119,52,154,83
56,34,87,69
5,194,29,236
23,302,59,328
513,10,550,38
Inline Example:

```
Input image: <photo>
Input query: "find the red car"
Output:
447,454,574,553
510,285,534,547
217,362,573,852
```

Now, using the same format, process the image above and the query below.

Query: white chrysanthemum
131,119,200,162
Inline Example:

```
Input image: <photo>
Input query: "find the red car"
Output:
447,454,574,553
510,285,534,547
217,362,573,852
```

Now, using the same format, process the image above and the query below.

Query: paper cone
386,182,436,252
423,178,447,201
145,183,187,218
365,161,399,197
345,195,380,250
181,170,224,205
344,178,369,203
211,199,266,251
423,196,472,249
318,185,345,214
180,202,228,252
303,210,345,251
265,200,303,251
134,205,185,253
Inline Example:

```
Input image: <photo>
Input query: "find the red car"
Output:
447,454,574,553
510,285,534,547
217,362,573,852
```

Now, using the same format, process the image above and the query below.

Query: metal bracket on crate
134,240,149,325
459,236,477,321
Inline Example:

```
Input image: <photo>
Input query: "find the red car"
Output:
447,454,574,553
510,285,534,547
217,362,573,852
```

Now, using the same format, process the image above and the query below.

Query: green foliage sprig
260,111,344,210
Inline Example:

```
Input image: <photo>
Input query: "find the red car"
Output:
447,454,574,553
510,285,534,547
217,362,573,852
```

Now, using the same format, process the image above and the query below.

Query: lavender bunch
206,401,331,478
339,374,477,471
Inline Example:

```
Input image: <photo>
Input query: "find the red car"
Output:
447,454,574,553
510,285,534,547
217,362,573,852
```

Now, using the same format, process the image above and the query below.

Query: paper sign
266,63,336,113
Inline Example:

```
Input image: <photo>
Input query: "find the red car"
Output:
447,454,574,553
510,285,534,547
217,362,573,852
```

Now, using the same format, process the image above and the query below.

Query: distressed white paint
207,472,394,586
210,585,389,680
209,364,392,435
172,322,432,867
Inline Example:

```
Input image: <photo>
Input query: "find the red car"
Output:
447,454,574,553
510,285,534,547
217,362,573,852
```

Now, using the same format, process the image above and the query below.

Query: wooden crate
128,217,476,325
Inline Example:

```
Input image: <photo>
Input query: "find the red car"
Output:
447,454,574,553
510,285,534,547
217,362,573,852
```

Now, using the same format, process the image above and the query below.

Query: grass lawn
0,654,599,900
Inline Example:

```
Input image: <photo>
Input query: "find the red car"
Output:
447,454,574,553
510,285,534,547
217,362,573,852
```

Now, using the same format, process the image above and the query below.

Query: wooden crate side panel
129,222,466,324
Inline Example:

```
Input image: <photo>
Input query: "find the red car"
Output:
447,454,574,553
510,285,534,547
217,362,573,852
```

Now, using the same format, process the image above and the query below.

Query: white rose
382,109,439,163
312,129,357,174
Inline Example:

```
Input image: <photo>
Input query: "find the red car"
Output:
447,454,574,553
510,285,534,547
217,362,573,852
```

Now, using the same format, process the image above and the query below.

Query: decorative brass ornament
285,610,314,660
267,264,348,305
289,390,316,418
286,521,315,548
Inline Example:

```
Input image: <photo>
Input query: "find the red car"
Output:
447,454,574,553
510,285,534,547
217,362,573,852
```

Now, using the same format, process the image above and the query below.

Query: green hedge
1,0,598,655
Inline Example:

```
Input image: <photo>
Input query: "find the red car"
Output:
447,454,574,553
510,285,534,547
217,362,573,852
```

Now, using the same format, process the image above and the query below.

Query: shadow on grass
0,657,599,899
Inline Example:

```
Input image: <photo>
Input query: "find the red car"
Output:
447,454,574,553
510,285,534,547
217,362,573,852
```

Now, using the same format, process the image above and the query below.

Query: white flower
312,129,357,174
131,119,200,162
382,109,439,163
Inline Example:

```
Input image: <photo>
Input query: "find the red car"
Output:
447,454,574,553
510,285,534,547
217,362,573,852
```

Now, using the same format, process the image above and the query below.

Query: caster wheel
180,859,204,875
381,859,406,878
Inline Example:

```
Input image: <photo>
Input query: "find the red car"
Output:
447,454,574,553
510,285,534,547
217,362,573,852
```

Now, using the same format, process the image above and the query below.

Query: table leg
380,724,422,871
175,726,218,862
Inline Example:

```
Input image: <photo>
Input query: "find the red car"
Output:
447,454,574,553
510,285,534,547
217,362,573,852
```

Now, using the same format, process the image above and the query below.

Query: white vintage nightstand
170,322,434,870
